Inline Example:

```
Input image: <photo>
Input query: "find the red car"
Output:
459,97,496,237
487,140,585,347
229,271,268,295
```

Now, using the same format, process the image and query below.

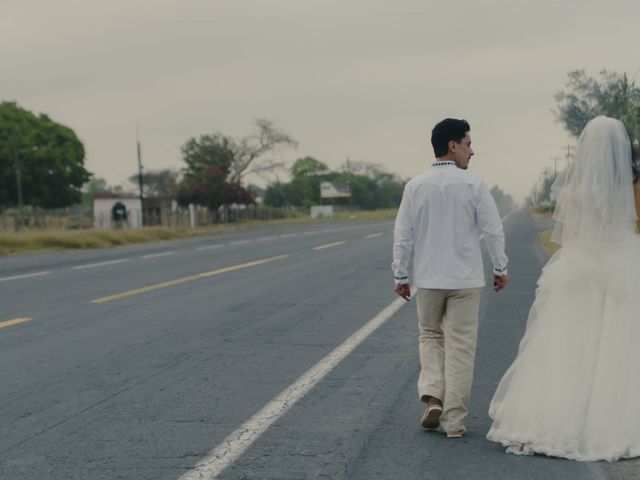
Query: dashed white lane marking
178,293,414,480
256,236,277,242
229,240,251,246
72,259,129,270
141,251,177,259
196,244,224,251
279,233,298,238
0,271,52,283
365,233,383,238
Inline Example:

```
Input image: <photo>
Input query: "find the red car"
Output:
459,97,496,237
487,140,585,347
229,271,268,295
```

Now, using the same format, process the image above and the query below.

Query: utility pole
552,156,560,178
136,125,145,227
565,144,574,165
634,109,639,149
346,157,353,216
12,125,24,231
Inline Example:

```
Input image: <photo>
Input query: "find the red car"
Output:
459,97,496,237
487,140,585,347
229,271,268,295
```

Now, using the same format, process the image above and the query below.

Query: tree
263,182,287,207
290,156,329,178
528,167,557,206
81,177,109,209
128,168,179,199
180,133,235,177
176,120,294,216
554,70,640,142
176,134,237,215
263,159,405,210
490,185,515,217
230,119,297,180
177,165,229,211
0,101,91,208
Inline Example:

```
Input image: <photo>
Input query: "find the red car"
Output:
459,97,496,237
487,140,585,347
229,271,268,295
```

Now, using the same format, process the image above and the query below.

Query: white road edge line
229,240,251,246
72,259,129,270
178,291,414,480
0,271,52,283
500,208,519,224
479,209,518,241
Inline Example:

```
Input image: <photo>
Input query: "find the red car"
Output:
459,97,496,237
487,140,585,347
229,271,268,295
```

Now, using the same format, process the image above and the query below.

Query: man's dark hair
431,118,470,157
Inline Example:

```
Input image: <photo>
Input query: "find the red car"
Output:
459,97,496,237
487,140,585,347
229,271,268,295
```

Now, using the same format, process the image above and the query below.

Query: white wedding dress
487,116,640,462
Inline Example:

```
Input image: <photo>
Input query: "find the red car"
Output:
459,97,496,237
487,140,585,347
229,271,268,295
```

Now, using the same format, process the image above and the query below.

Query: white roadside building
93,193,143,229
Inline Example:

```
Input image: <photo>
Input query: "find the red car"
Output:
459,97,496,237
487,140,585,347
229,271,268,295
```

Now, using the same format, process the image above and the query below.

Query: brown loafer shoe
420,404,443,429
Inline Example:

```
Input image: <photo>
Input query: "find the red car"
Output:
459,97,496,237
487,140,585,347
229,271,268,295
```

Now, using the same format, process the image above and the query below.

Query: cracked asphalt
1,212,638,479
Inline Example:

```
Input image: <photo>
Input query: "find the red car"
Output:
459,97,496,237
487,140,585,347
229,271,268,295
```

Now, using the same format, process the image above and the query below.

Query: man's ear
448,140,456,153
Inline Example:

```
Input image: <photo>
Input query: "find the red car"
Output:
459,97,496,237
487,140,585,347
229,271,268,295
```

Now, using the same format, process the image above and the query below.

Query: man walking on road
392,118,508,438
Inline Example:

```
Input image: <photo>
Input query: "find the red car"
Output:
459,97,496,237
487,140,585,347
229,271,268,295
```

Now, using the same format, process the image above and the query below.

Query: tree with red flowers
176,120,294,221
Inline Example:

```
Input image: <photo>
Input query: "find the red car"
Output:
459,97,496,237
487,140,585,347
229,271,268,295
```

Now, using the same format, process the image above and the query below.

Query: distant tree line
490,185,515,217
263,157,405,210
0,101,515,223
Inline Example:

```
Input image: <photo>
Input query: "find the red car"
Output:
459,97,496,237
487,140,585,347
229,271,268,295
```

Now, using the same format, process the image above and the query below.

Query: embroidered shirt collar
432,160,456,167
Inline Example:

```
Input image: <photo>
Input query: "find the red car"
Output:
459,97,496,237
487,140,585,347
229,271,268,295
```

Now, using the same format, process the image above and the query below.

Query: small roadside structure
93,193,143,229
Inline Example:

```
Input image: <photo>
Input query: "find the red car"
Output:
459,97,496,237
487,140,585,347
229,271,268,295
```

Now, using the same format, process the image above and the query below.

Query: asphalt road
1,213,638,479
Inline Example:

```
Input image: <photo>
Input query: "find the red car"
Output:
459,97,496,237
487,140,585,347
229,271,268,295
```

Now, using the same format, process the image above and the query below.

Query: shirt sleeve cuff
493,267,508,276
394,275,409,284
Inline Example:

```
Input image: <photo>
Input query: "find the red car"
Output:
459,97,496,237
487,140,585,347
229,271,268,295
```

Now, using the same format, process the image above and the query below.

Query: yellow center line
91,254,289,304
0,317,32,329
312,241,347,251
365,233,383,238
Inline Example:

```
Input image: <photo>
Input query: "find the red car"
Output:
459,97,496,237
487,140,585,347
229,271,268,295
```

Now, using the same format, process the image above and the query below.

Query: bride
487,116,640,461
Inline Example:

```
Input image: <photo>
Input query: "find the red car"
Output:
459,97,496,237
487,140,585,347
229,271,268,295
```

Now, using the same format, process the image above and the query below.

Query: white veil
551,116,636,246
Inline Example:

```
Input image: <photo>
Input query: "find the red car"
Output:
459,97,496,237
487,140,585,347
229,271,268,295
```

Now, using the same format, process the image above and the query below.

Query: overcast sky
2,0,638,202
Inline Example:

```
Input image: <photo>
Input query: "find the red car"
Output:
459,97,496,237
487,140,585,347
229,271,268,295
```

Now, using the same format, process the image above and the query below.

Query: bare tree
230,119,297,180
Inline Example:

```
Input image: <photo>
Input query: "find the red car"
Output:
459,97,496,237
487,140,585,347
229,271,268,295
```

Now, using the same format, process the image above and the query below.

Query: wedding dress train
488,116,640,461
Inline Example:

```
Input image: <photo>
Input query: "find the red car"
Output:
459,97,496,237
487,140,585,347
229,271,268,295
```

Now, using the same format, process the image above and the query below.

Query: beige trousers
416,287,482,432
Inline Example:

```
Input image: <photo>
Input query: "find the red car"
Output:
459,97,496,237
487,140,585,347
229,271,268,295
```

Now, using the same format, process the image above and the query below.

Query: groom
392,118,508,437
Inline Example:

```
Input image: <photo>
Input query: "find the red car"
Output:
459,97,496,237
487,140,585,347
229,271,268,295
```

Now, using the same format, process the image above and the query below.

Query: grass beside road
532,210,561,257
0,209,398,255
538,229,560,256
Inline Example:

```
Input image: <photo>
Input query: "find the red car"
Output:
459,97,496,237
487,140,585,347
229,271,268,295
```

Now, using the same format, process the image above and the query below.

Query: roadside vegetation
538,229,560,257
0,209,398,255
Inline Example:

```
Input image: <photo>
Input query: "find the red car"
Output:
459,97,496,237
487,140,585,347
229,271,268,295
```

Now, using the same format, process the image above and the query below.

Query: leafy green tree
181,133,235,176
177,165,229,211
555,70,640,142
264,159,405,210
0,101,90,208
177,120,294,215
528,167,556,206
263,182,287,207
291,156,329,178
176,134,236,213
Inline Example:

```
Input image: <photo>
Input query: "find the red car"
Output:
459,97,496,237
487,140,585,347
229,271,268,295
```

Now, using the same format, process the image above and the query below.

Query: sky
2,0,639,203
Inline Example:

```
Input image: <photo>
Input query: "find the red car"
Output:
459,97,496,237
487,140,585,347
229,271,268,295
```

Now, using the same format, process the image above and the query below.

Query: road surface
1,212,637,479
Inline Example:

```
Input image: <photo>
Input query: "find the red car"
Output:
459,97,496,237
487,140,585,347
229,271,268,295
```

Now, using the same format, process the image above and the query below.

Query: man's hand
394,283,411,302
493,274,508,293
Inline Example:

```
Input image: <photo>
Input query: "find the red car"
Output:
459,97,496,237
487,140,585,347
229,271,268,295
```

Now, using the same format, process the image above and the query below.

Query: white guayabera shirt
392,161,508,289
